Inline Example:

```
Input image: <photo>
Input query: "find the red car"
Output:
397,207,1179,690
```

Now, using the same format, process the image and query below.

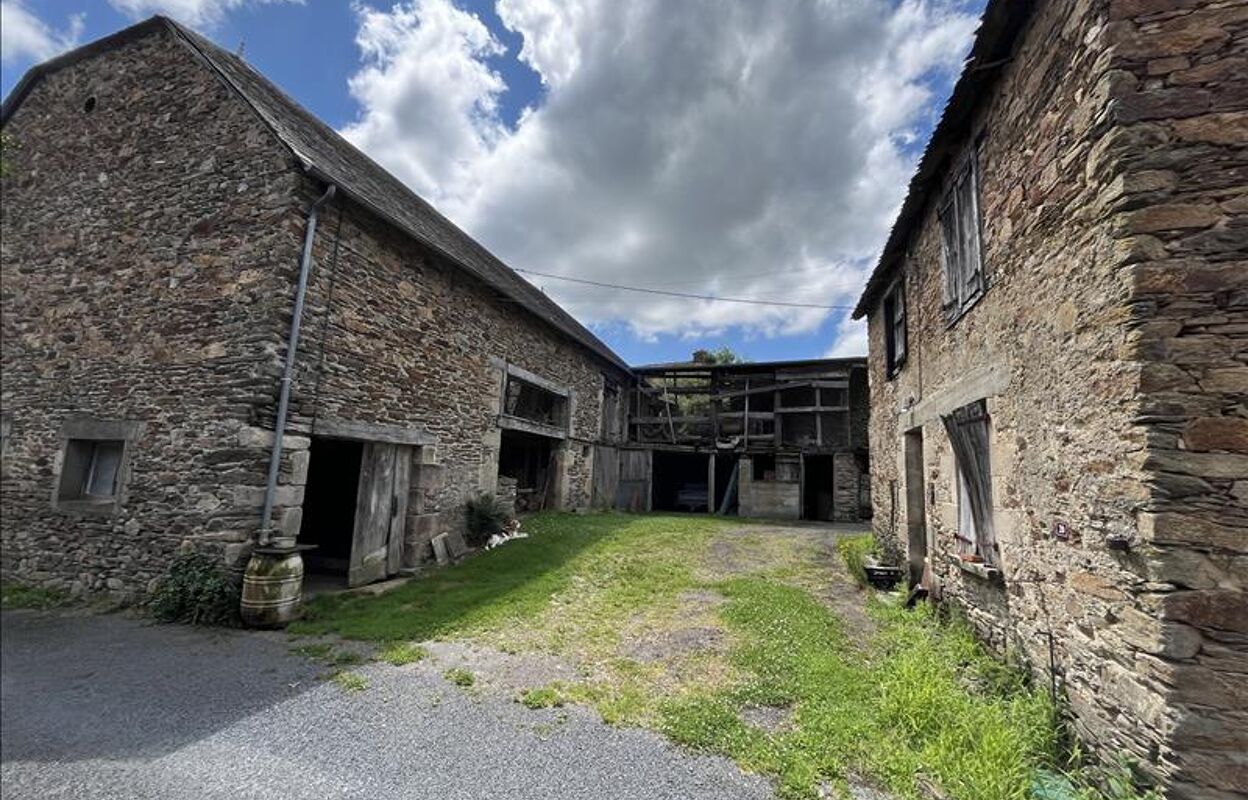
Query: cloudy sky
2,0,983,364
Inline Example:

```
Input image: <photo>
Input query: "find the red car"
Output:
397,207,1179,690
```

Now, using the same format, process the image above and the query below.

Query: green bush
464,493,511,546
149,551,240,627
836,533,877,588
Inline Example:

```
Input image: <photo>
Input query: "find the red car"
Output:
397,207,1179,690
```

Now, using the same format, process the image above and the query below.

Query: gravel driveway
1,610,772,800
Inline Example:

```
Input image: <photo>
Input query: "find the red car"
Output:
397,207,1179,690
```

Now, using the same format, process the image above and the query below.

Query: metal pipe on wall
258,183,337,546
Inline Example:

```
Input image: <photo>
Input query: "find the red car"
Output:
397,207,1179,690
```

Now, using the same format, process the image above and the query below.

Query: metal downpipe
258,183,337,546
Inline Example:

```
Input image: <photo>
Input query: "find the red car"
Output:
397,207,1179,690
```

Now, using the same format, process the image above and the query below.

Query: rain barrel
240,546,306,628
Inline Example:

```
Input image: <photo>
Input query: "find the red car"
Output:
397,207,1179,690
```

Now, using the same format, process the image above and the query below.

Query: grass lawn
293,512,1140,800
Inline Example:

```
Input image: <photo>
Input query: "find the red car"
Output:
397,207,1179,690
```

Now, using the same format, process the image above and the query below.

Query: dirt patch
622,626,725,662
702,524,879,641
812,536,878,640
421,641,578,693
677,589,726,611
741,703,795,734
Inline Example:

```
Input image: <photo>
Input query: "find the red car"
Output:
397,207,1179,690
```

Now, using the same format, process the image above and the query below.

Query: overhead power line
513,268,856,311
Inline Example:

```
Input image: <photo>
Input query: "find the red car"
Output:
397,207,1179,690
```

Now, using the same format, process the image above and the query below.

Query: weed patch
836,534,876,588
1,582,71,610
332,671,368,693
519,685,566,709
379,642,428,666
149,552,239,627
445,668,475,687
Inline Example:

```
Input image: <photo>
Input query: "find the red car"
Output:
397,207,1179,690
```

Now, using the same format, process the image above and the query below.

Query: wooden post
707,454,716,514
774,388,783,447
815,388,823,446
710,371,720,444
744,378,750,447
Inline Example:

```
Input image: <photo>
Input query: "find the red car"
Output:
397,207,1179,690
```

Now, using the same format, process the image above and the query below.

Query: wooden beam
496,414,568,440
775,406,850,414
315,417,438,446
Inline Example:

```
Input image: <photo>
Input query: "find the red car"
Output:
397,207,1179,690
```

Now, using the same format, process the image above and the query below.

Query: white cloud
824,316,869,358
1,1,83,64
342,0,979,354
107,0,302,29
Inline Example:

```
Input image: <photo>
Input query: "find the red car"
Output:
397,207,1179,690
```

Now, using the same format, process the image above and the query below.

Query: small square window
59,439,125,501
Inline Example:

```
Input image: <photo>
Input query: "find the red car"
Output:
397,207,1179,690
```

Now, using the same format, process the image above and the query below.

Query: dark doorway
499,429,555,512
299,437,364,576
802,455,835,521
904,430,927,587
651,451,709,512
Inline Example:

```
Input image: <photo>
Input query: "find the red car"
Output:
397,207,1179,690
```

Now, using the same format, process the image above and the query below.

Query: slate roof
850,0,1035,320
2,16,631,372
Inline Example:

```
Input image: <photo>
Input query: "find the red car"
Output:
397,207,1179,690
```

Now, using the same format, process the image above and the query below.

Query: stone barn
853,1,1245,797
0,17,632,597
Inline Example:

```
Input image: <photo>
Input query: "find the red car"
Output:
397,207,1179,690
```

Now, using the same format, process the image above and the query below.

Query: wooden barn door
348,443,411,587
592,445,619,509
615,449,652,512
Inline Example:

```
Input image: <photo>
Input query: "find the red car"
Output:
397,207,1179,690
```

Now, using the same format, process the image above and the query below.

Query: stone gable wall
282,182,629,558
866,1,1245,796
0,29,305,598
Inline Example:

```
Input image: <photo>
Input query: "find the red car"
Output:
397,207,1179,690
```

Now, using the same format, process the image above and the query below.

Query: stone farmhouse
0,19,871,604
853,1,1245,798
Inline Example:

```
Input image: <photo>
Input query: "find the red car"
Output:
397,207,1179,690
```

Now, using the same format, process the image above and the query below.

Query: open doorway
904,430,927,587
300,437,364,580
299,436,413,590
802,455,835,521
499,429,555,512
651,451,709,512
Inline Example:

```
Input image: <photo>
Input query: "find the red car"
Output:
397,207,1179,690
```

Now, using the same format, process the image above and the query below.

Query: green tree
691,346,745,365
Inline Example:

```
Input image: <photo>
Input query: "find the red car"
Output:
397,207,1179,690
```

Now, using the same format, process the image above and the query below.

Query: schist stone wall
865,1,1245,798
284,180,628,562
0,27,628,596
0,28,304,599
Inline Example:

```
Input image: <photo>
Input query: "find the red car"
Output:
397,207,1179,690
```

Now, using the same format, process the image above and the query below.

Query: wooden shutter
893,284,907,364
939,195,959,309
941,400,996,565
960,155,984,302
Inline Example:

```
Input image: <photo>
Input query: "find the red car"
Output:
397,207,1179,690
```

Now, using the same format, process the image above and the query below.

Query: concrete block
431,533,451,566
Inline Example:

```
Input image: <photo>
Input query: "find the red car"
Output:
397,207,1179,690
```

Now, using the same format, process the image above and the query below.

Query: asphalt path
0,610,772,799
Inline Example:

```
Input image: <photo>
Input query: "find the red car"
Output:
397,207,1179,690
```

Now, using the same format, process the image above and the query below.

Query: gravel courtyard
0,609,771,800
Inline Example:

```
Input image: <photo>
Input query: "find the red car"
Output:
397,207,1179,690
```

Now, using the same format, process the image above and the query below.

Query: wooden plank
349,442,397,587
714,380,847,400
497,413,568,440
592,445,619,509
387,445,411,575
629,415,712,425
775,406,849,414
718,411,774,420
